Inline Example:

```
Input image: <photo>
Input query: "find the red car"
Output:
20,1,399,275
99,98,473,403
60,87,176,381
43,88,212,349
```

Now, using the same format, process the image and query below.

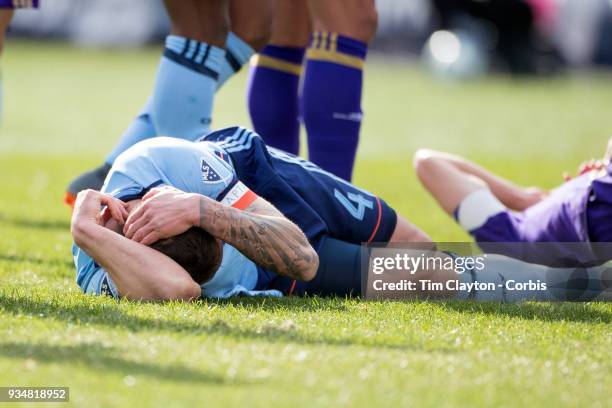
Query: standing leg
0,8,14,121
301,0,377,180
0,9,13,54
66,0,230,203
150,0,228,139
217,0,274,88
0,2,39,119
247,0,311,155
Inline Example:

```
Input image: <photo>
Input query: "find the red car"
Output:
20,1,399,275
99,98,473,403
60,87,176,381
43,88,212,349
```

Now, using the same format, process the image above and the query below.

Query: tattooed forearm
198,196,318,281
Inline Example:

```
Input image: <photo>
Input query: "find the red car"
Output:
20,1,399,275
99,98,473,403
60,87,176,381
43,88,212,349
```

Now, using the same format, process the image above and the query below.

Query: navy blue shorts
202,127,398,295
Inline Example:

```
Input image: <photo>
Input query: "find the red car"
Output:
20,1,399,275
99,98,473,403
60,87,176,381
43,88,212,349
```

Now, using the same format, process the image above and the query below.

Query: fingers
100,195,128,223
124,206,149,238
577,159,605,176
131,223,155,243
110,200,128,222
99,206,112,225
140,230,161,246
123,201,164,242
129,217,165,244
123,186,191,243
142,185,180,201
74,189,99,209
578,161,592,175
142,187,164,201
73,189,128,224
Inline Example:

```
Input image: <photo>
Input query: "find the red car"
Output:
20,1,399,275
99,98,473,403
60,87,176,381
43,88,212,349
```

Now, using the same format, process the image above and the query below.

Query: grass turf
0,41,611,407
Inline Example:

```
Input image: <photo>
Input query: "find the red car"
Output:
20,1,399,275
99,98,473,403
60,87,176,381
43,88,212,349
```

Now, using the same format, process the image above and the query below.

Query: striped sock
217,32,255,89
151,35,223,140
301,32,367,181
106,36,233,165
247,45,305,155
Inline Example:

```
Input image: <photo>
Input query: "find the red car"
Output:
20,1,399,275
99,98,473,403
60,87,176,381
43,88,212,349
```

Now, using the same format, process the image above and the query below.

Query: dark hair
150,227,222,285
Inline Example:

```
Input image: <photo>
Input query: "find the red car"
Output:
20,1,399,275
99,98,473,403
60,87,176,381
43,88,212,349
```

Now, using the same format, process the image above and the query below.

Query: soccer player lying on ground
70,126,461,301
413,137,612,266
71,127,609,302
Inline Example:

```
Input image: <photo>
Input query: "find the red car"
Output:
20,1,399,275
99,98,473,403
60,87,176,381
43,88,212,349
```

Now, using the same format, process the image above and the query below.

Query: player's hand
564,159,605,182
123,186,200,245
72,189,128,227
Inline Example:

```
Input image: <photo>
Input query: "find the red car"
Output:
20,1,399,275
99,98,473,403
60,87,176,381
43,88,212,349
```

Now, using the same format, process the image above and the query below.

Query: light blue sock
151,35,223,140
217,32,255,89
105,34,242,165
105,98,156,165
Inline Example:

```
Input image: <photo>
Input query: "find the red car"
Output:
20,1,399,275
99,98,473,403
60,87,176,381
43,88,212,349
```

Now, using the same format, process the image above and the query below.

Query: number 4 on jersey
334,189,374,220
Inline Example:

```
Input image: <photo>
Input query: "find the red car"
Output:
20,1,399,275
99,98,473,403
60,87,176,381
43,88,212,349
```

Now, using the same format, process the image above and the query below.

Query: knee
412,229,433,244
413,149,439,179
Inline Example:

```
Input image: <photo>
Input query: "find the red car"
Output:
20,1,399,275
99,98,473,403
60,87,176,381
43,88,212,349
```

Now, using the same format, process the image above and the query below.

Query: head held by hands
105,199,223,285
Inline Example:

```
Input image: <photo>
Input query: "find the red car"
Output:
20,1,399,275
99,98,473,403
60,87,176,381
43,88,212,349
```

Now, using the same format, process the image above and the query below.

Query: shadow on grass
0,341,243,385
220,296,612,324
211,296,351,313
434,300,611,323
0,214,70,231
0,253,73,268
0,292,445,352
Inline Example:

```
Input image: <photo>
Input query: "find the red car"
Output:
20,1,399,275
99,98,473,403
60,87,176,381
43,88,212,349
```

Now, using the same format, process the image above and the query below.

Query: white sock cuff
456,189,506,231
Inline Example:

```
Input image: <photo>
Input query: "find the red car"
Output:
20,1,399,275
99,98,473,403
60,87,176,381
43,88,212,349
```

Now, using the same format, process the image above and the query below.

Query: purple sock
247,45,305,155
301,32,367,181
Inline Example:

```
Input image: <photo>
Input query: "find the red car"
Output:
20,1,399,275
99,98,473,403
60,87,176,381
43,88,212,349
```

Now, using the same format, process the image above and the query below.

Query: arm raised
198,194,319,281
124,186,319,282
72,190,201,301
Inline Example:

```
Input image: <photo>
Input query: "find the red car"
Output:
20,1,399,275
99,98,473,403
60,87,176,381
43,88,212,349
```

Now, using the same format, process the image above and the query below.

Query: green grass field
0,41,611,407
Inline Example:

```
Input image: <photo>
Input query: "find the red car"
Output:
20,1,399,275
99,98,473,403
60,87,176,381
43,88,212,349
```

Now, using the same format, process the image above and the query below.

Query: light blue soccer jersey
73,137,282,299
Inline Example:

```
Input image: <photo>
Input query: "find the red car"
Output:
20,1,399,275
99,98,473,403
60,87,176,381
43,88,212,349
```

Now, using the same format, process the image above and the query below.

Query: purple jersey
469,164,612,266
586,164,612,241
520,165,612,242
0,0,38,8
519,173,592,242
